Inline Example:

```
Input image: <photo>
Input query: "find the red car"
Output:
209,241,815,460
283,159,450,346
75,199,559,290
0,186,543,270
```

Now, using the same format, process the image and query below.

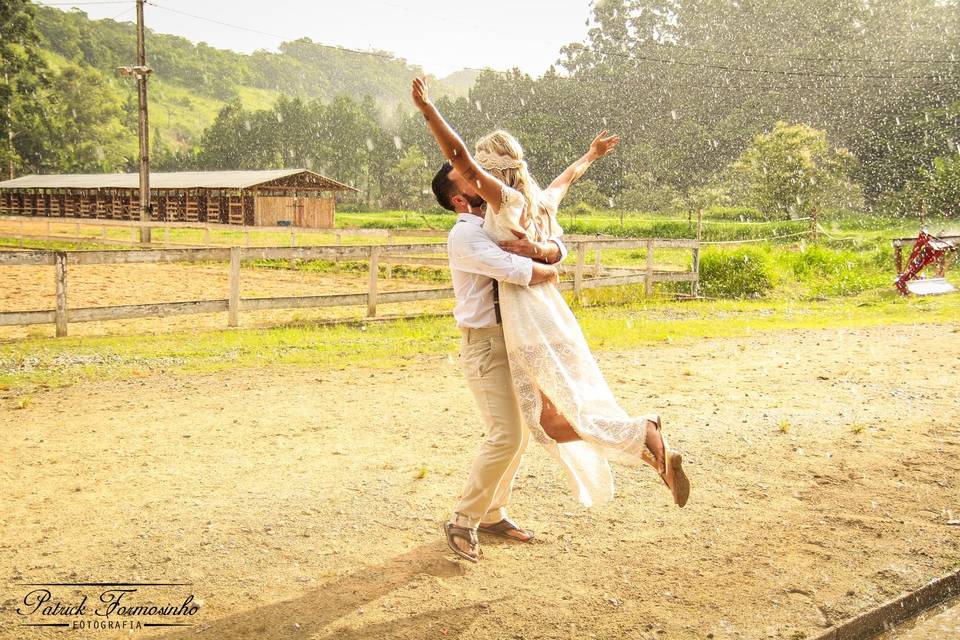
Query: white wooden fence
0,238,699,337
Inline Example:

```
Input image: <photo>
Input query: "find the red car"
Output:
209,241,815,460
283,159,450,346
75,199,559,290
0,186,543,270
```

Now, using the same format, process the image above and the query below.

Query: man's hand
411,76,431,111
588,130,620,161
498,230,560,263
529,262,559,286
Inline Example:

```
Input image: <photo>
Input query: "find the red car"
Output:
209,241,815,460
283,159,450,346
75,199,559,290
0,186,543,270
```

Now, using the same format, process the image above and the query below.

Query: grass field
1,208,957,396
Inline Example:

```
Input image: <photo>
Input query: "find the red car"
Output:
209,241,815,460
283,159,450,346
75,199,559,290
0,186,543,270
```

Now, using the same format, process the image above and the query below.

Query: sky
37,0,596,78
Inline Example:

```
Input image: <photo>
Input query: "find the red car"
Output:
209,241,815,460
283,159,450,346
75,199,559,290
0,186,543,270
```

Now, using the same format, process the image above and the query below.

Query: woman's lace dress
484,184,660,508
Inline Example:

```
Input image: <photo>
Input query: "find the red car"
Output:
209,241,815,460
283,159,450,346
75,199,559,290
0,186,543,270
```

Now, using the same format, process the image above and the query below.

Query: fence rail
0,237,699,337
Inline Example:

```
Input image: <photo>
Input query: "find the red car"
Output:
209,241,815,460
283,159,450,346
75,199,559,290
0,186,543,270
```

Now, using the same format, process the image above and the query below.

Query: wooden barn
0,169,357,228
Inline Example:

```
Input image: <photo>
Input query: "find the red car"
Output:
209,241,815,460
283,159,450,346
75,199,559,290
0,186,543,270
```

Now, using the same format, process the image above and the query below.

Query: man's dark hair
431,161,457,212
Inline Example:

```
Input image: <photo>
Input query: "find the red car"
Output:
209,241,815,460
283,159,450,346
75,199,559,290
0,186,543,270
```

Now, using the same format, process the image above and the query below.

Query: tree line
2,0,958,218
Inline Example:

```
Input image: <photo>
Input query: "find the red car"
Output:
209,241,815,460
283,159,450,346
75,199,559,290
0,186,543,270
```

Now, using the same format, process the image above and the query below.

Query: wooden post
54,251,68,337
228,247,240,327
644,239,654,297
594,244,602,275
367,247,380,317
204,225,211,245
573,243,586,303
335,233,342,264
75,222,80,238
692,208,702,297
18,218,24,248
244,230,250,247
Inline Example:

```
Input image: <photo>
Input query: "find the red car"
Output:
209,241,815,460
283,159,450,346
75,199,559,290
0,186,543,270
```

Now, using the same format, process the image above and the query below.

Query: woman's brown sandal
443,521,483,562
640,416,691,508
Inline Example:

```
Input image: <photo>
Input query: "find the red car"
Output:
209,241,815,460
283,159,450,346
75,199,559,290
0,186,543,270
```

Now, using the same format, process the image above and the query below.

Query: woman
413,77,690,510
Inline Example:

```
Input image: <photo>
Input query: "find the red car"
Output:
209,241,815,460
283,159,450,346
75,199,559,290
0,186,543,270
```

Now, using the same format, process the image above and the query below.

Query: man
433,161,567,563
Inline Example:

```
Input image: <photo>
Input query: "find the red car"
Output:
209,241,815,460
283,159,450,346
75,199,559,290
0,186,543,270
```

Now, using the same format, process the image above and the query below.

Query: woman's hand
588,130,620,160
411,76,431,111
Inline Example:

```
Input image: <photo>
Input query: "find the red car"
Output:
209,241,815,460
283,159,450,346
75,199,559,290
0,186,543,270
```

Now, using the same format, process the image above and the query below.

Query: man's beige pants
451,324,531,530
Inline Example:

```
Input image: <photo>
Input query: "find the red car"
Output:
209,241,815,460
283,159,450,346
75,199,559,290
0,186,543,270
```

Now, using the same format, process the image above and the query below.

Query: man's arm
449,227,558,286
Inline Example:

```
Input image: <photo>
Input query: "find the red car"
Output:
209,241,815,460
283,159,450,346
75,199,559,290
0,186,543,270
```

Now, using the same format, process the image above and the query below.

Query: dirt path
2,323,959,639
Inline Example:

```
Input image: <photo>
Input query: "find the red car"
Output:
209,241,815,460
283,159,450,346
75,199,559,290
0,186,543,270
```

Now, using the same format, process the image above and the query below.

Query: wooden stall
0,169,356,229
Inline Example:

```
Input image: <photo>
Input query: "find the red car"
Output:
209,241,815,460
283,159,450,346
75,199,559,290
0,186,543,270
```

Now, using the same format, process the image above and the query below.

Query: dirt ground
1,322,959,639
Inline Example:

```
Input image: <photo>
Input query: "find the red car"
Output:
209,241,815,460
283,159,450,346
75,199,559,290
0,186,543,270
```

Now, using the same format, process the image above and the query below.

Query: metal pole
136,0,151,244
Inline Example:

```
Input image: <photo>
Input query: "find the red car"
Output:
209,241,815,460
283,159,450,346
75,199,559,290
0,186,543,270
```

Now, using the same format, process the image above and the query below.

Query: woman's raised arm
411,76,503,211
546,130,620,204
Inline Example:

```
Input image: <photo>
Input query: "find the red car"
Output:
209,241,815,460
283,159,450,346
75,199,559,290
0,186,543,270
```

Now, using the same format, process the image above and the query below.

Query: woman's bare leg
539,392,581,443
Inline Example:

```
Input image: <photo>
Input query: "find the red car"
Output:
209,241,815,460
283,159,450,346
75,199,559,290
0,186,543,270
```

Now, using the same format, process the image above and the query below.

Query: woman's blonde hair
475,130,555,238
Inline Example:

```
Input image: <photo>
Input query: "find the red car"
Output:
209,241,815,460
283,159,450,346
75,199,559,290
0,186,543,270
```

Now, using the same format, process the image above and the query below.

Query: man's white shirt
447,212,568,328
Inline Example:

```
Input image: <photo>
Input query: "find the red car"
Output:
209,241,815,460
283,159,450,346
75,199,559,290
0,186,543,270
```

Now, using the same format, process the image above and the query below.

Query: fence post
644,239,654,297
244,231,250,247
335,233,342,264
594,243,602,275
810,207,819,243
54,251,68,337
573,242,586,303
19,219,24,248
367,247,380,317
204,224,211,245
228,247,241,327
692,208,702,297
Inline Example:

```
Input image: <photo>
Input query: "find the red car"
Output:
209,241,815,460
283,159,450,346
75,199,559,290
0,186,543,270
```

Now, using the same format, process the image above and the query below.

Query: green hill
32,5,479,151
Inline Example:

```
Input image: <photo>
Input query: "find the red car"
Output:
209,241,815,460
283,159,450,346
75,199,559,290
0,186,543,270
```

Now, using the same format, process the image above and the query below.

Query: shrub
783,245,891,297
698,247,775,298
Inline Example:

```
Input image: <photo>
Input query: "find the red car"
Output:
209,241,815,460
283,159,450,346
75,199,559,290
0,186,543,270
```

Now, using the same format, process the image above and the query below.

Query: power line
143,0,487,74
644,39,960,66
34,1,129,6
580,48,957,81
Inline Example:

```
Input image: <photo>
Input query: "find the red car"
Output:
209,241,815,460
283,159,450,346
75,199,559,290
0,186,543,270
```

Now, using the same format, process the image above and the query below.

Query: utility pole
5,73,14,180
118,0,152,243
135,0,151,243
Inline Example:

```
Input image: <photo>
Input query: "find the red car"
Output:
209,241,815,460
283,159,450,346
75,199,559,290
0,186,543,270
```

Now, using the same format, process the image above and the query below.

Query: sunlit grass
1,289,957,393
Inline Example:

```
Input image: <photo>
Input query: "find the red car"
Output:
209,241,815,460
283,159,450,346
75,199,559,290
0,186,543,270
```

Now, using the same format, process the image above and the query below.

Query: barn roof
0,169,358,192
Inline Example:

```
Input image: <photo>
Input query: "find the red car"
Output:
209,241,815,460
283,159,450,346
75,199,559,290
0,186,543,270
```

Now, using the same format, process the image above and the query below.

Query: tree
732,121,856,219
915,156,960,218
1,0,52,177
382,145,430,210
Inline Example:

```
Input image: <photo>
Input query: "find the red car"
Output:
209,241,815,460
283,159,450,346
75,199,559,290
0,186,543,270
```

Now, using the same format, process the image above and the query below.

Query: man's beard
463,193,485,208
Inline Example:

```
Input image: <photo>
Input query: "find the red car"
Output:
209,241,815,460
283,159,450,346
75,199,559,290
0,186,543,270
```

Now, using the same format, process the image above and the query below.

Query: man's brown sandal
478,517,535,542
443,521,482,562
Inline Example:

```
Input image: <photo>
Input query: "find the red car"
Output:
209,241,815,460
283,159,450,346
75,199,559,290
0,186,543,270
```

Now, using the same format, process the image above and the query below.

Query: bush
698,247,775,298
785,245,889,297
